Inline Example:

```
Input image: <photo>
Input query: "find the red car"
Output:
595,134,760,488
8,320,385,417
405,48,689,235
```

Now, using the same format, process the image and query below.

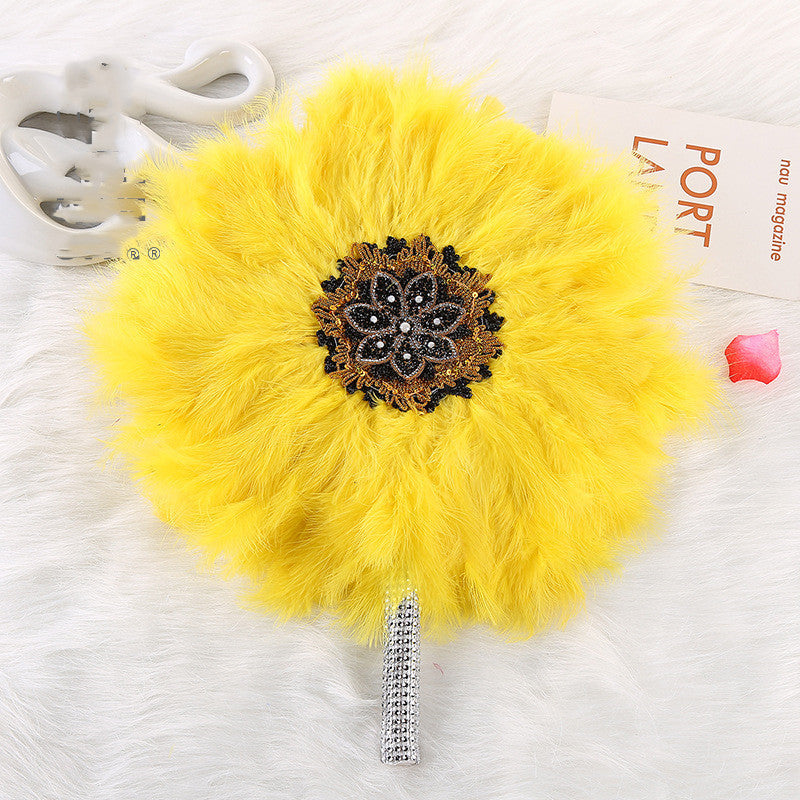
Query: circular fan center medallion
312,235,504,412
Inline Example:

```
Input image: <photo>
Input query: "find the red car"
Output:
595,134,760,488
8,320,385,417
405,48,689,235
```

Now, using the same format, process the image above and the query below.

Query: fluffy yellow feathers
86,61,714,644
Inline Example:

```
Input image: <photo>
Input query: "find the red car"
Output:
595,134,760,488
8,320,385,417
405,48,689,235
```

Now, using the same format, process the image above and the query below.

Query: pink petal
725,330,781,384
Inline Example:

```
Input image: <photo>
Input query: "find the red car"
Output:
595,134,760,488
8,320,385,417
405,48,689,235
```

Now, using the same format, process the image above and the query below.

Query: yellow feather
85,60,716,645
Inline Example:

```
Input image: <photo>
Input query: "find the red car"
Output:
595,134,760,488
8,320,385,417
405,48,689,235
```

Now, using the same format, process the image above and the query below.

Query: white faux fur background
1,1,799,798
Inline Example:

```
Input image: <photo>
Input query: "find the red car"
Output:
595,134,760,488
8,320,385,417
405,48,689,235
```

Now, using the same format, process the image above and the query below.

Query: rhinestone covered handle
381,590,420,764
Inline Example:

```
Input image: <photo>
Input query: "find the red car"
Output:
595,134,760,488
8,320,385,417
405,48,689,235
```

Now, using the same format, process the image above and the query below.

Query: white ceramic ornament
0,39,274,265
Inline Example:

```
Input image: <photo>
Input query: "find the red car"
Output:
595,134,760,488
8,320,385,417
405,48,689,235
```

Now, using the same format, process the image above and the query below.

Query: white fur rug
1,1,798,797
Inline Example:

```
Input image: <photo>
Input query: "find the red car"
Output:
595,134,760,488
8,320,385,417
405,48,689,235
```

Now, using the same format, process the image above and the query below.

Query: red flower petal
724,330,781,384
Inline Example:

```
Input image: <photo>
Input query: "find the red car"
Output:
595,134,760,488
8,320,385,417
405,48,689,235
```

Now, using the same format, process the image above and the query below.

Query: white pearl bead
402,353,411,360
433,318,441,326
415,295,422,303
388,295,396,302
376,341,384,349
427,341,434,349
370,315,378,323
399,321,411,333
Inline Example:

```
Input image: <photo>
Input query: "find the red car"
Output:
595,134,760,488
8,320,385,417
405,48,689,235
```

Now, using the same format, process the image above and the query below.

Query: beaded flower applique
312,235,504,412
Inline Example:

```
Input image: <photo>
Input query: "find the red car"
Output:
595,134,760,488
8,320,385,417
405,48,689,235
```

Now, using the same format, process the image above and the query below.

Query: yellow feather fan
86,60,714,650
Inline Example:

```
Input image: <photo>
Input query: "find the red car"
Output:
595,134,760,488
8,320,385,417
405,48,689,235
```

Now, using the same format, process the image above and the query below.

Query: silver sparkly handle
381,589,420,764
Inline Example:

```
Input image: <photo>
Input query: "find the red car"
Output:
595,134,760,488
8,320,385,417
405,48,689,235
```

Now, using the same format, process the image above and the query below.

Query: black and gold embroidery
313,235,504,412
